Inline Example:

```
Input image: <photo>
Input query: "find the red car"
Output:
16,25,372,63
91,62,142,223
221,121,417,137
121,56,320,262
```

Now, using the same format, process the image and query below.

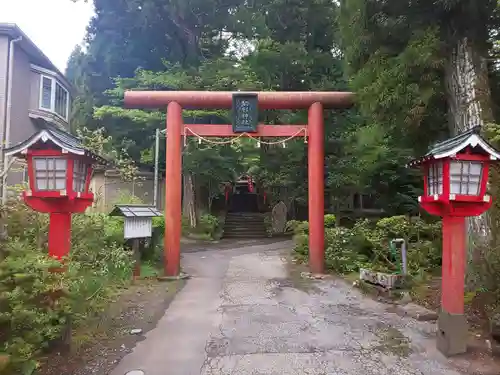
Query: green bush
0,240,71,373
292,215,442,276
287,214,336,234
324,214,336,228
180,214,220,240
0,200,133,373
292,232,309,263
285,220,304,234
263,214,272,236
152,216,165,232
148,216,165,261
324,227,370,274
287,220,309,235
198,214,220,239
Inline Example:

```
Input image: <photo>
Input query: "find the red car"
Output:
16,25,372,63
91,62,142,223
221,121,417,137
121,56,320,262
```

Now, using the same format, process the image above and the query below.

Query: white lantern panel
55,158,66,170
33,157,67,191
427,161,443,196
449,160,483,196
34,158,46,170
73,159,88,192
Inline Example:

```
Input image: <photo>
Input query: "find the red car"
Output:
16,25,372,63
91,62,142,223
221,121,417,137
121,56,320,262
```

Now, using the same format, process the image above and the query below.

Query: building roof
408,126,500,167
4,117,106,164
0,23,72,90
109,204,163,218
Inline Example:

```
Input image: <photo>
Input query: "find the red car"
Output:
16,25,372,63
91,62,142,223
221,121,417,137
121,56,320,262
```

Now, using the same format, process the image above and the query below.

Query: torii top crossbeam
124,91,354,109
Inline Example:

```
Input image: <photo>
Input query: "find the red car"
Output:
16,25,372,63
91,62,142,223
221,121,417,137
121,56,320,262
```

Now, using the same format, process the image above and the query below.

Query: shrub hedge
292,215,441,275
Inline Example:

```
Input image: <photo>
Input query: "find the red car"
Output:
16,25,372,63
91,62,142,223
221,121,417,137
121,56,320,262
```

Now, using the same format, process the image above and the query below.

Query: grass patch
140,262,162,278
372,325,412,357
282,252,322,293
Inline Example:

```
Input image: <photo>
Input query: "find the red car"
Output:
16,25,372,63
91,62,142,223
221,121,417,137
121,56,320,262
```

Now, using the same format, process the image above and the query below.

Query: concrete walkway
110,240,468,375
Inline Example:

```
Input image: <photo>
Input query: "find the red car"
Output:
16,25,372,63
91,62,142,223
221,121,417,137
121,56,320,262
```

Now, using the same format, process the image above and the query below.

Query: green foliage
324,227,372,274
0,240,69,372
324,214,337,228
263,214,273,236
293,216,441,275
67,0,362,221
0,201,132,373
198,214,220,238
180,214,220,240
111,190,144,206
337,0,449,215
76,127,139,182
152,216,165,232
285,220,304,234
288,221,309,235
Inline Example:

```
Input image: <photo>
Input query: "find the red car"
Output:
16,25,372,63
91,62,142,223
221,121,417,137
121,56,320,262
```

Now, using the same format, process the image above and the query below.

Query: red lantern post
408,126,500,356
4,123,105,260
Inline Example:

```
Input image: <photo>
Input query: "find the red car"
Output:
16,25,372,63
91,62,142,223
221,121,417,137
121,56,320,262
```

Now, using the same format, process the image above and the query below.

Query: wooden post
308,102,325,274
132,239,141,279
437,215,468,356
165,102,183,276
48,212,72,260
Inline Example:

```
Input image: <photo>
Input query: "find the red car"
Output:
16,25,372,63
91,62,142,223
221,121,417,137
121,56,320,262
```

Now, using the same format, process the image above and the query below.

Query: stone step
223,232,269,238
223,211,268,239
225,216,265,222
223,230,268,235
224,230,268,235
226,212,265,217
224,223,266,228
225,221,264,226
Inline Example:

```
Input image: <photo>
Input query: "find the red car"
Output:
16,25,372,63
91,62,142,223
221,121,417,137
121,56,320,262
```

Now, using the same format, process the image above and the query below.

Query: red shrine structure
4,122,105,260
124,91,354,276
408,126,500,356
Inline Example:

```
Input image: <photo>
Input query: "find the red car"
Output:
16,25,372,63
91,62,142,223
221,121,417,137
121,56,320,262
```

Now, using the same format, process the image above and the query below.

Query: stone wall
89,169,165,212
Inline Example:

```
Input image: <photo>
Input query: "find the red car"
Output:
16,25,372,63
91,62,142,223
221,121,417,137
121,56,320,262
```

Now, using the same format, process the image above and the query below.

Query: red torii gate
124,91,354,276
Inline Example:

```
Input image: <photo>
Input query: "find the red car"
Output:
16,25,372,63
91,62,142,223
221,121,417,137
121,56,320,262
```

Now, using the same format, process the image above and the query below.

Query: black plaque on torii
232,93,258,133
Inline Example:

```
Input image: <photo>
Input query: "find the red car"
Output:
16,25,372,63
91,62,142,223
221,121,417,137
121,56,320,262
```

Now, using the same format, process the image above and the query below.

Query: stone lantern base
437,311,468,356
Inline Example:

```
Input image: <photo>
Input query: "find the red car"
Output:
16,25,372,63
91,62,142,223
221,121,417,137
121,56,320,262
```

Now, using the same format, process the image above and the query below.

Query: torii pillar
124,91,354,276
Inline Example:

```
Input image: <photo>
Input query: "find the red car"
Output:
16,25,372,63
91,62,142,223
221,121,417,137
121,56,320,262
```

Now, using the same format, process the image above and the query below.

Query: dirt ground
34,238,269,375
33,248,500,375
290,259,500,375
36,278,185,375
354,274,500,374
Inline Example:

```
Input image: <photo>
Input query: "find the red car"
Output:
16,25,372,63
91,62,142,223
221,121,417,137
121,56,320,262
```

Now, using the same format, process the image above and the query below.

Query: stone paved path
109,240,469,375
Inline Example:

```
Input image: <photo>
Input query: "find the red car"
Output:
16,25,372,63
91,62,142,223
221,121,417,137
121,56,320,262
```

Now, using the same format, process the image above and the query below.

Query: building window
41,76,52,109
39,75,69,120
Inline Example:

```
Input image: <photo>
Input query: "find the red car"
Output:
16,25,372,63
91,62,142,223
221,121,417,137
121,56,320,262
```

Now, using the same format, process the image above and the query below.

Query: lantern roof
408,126,500,167
109,204,163,218
4,118,106,164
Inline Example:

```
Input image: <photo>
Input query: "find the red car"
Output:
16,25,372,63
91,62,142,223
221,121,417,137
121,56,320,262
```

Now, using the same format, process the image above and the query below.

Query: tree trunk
182,173,197,228
444,36,494,287
445,37,493,133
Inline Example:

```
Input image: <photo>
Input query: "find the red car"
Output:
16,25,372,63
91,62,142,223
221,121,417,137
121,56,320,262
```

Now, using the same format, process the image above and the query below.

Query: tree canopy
66,0,500,221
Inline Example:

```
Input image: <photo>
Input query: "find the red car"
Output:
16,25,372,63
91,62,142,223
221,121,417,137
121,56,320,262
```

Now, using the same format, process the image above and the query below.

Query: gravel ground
36,279,185,375
35,238,500,375
110,241,500,375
